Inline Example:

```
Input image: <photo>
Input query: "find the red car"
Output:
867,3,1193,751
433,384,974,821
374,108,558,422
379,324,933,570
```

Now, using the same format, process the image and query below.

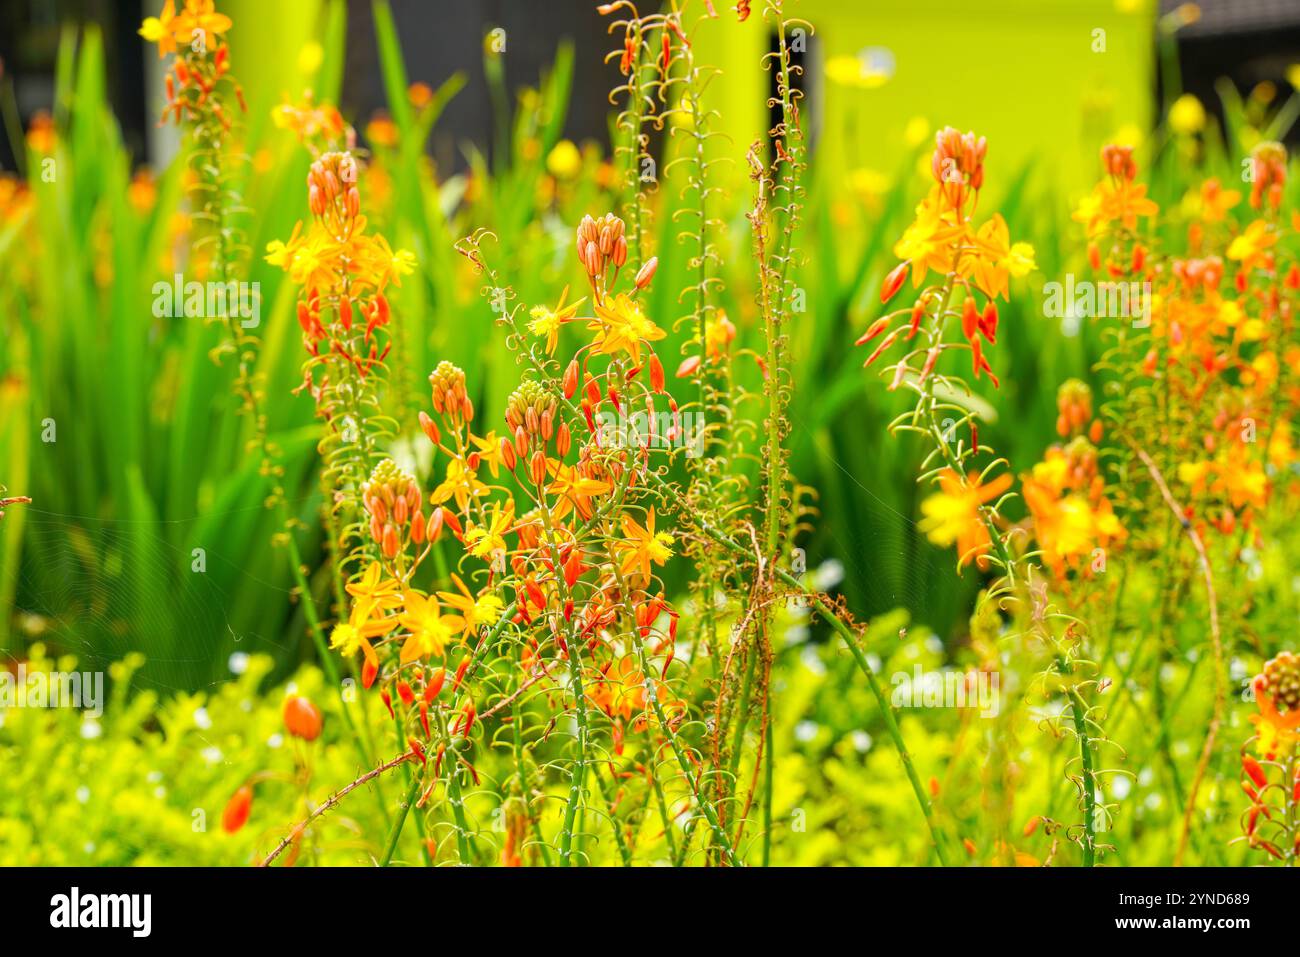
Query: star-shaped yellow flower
615,507,673,582
397,591,461,663
437,574,505,638
529,286,584,355
430,457,488,512
471,431,507,478
344,561,403,611
546,460,612,522
588,293,665,366
464,499,515,560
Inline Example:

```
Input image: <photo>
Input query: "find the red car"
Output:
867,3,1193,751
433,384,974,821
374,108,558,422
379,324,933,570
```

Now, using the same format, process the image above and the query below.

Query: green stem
595,761,633,866
633,636,741,866
378,773,422,866
1069,688,1097,867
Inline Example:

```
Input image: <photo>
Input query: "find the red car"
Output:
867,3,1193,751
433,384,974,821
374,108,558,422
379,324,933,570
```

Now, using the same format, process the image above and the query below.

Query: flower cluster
859,126,1037,572
1239,652,1300,862
140,1,244,128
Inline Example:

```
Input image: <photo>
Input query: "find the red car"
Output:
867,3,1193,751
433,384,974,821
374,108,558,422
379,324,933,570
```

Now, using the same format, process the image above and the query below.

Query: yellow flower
297,41,323,77
430,457,488,512
1168,94,1206,135
919,469,1013,569
344,561,403,611
1223,460,1267,510
1072,180,1158,238
825,52,891,89
139,0,179,57
437,574,505,638
1227,219,1277,270
967,214,1036,300
173,0,232,52
547,140,582,179
329,597,399,657
1023,477,1126,573
893,191,962,286
398,591,461,663
588,293,665,365
903,115,930,149
616,507,673,582
546,461,612,523
470,431,507,478
464,500,515,560
529,286,584,355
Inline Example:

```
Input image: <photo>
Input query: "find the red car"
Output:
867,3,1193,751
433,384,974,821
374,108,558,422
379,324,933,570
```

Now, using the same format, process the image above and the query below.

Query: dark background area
0,0,626,173
7,1,1300,177
1157,0,1300,149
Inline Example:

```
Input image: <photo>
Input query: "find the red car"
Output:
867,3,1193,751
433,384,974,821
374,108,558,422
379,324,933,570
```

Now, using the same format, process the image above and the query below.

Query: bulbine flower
397,592,461,663
919,470,1013,570
589,292,666,365
616,507,674,583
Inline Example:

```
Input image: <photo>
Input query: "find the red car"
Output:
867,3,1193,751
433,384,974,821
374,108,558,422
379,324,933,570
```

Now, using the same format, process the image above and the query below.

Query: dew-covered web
785,406,949,625
6,499,313,696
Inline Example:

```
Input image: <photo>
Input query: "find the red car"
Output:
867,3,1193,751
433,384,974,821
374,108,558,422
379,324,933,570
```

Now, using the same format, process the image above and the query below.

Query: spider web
5,501,314,696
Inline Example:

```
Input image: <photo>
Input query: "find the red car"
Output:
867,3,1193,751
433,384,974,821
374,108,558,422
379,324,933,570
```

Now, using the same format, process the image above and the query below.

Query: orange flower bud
426,508,445,543
676,355,702,377
397,680,415,707
863,328,902,367
418,411,440,445
1243,755,1268,789
648,352,665,393
283,695,323,741
425,667,446,701
440,507,464,538
635,256,658,290
880,261,909,303
222,785,253,834
382,523,401,558
563,359,580,399
961,297,979,342
979,302,998,343
855,318,890,347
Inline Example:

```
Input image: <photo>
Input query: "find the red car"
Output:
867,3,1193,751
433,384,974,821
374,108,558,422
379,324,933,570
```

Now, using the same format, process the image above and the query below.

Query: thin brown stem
258,750,414,867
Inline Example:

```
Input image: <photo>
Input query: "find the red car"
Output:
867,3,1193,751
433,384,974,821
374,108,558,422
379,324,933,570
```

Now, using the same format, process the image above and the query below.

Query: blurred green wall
695,0,1154,195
